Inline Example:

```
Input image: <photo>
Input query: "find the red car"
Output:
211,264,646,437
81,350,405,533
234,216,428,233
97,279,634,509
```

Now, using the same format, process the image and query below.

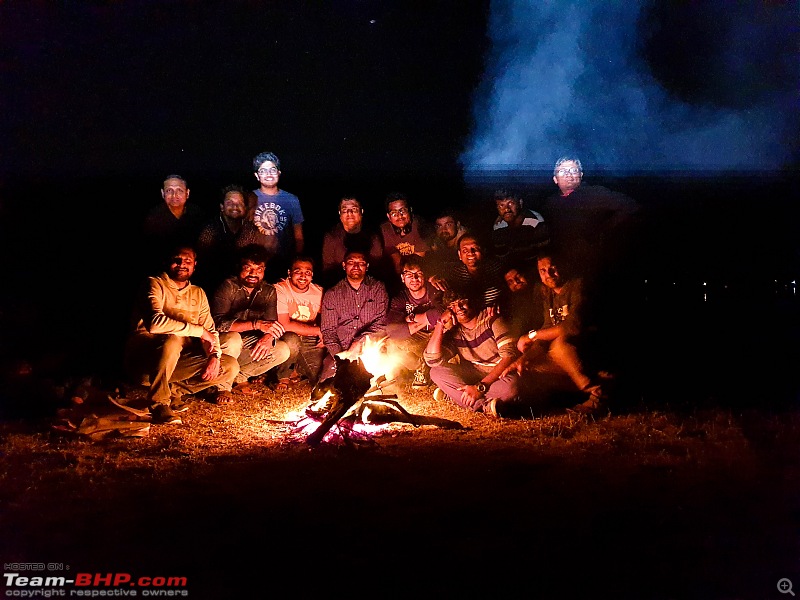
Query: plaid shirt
320,275,388,355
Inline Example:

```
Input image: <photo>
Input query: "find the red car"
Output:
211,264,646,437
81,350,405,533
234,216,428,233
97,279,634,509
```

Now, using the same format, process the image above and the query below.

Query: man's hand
428,275,449,292
517,335,536,354
459,384,483,410
265,321,285,339
251,335,276,361
501,357,525,378
253,320,285,339
200,328,216,354
438,308,455,331
202,355,221,381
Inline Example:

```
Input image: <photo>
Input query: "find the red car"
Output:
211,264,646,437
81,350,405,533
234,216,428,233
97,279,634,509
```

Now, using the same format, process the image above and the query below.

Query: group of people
126,152,641,424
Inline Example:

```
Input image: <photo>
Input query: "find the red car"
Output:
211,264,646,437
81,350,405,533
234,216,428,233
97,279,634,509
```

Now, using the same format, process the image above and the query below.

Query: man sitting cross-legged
423,288,520,418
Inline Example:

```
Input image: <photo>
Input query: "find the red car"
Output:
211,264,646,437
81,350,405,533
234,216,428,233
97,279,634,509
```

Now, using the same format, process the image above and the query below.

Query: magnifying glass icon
778,578,795,596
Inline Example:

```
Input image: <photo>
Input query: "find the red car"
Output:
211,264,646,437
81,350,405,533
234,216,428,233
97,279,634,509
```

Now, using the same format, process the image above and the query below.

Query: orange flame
337,334,398,388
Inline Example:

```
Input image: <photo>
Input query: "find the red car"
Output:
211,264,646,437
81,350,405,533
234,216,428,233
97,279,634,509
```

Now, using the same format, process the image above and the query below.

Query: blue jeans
429,360,519,412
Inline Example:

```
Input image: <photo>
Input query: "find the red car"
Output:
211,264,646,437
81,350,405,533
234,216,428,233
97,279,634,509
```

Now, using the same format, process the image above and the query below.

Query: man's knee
492,374,519,400
161,334,186,360
273,340,291,364
548,335,576,360
220,354,240,380
429,365,451,384
220,331,243,358
280,331,302,355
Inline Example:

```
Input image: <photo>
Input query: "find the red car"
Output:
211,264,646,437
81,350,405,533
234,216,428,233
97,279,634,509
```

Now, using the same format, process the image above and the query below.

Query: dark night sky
0,1,797,372
3,1,797,185
1,2,491,182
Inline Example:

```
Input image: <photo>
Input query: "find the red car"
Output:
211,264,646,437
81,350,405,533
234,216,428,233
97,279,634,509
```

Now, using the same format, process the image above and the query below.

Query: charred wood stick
364,380,396,395
305,403,352,446
402,415,464,429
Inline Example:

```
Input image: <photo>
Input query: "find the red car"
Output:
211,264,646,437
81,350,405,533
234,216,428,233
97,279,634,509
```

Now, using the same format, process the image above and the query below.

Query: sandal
213,391,235,405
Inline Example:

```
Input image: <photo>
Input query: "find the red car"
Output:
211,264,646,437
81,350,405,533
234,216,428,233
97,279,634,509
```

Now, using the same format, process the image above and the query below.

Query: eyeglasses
448,300,469,311
339,208,361,215
388,208,409,218
401,270,424,278
556,167,580,176
257,167,279,176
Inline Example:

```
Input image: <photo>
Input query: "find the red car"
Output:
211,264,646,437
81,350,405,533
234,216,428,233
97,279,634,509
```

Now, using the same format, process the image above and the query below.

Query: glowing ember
276,336,461,446
288,408,393,445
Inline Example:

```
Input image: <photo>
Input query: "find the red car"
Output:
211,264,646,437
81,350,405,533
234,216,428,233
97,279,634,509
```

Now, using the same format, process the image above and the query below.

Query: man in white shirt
274,256,326,387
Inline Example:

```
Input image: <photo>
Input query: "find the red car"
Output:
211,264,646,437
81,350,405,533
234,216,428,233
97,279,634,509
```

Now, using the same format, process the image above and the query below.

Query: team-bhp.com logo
3,571,188,596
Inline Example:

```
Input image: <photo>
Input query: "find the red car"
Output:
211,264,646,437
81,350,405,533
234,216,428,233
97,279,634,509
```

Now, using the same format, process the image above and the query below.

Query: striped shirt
447,256,507,309
424,309,517,371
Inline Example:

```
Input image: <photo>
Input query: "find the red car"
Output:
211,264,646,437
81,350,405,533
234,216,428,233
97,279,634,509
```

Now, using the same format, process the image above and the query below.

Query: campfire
287,336,462,446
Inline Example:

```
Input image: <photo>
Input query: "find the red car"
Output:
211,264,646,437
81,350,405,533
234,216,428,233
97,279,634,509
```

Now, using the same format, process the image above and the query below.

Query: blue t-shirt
242,189,304,260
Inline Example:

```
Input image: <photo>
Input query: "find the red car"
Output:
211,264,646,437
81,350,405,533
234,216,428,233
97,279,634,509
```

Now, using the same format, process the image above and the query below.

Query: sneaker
170,397,190,413
412,368,431,388
150,403,182,425
481,398,501,418
432,387,447,402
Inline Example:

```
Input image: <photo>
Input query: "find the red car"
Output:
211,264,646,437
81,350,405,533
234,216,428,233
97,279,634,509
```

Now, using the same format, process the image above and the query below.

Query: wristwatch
476,382,488,394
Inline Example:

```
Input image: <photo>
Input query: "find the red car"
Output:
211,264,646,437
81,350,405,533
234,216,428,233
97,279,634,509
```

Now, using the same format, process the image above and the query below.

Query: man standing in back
541,155,640,282
141,174,207,276
379,191,432,290
240,151,305,280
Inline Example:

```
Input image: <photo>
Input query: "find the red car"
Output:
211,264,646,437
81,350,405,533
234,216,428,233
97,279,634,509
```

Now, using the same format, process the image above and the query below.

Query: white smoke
461,1,799,175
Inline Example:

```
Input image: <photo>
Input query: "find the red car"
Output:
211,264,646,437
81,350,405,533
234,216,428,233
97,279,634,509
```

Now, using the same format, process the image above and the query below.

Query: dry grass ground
2,375,800,599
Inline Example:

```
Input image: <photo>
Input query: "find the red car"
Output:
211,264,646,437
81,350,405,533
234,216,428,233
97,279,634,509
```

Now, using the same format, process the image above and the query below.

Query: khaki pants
124,333,240,405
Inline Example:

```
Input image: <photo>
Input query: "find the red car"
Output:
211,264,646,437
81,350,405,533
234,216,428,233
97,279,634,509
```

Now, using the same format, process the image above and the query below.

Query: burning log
305,355,374,446
302,355,462,446
355,397,463,429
